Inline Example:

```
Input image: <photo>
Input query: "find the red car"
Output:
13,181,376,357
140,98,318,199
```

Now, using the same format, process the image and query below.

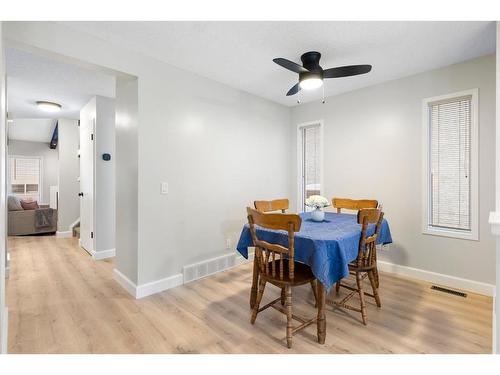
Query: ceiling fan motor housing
300,51,322,71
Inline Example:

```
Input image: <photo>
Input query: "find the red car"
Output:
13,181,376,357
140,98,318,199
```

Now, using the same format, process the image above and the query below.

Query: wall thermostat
102,153,111,161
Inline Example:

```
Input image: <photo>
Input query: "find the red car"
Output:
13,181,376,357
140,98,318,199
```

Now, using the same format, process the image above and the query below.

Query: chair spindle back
246,207,301,281
356,208,384,268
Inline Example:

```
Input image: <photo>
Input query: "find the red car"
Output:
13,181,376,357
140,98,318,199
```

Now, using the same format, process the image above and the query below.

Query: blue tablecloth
236,212,392,290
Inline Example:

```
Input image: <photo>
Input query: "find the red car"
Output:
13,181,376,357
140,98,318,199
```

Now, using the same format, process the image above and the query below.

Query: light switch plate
161,182,168,194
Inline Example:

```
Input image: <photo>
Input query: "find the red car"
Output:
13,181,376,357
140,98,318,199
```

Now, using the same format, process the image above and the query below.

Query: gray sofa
8,199,58,236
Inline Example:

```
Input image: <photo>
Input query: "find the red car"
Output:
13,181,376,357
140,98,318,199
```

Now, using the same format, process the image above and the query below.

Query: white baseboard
113,268,183,299
1,307,8,354
378,260,495,297
183,250,254,284
91,248,115,260
114,250,252,299
113,269,137,297
56,231,72,238
136,274,183,299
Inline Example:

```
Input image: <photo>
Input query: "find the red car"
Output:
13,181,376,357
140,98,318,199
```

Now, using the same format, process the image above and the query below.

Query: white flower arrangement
305,195,330,209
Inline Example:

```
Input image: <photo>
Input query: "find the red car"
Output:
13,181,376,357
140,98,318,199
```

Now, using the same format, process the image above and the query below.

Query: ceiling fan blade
323,64,372,79
273,58,307,73
286,83,301,96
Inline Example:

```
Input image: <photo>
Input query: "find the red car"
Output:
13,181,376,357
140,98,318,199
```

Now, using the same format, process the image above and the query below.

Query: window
9,156,42,202
422,89,478,240
297,122,323,211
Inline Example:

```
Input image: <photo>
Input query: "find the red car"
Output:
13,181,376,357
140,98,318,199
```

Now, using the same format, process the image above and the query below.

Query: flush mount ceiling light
36,101,62,113
273,51,372,96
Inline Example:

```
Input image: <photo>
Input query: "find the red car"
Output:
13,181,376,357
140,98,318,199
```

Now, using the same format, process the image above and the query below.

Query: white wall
494,21,500,355
291,54,496,286
115,78,138,283
0,21,8,354
57,118,79,232
8,139,58,204
137,71,291,285
3,22,292,288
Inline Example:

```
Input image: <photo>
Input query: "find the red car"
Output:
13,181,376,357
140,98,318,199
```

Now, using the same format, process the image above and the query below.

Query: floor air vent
431,285,467,298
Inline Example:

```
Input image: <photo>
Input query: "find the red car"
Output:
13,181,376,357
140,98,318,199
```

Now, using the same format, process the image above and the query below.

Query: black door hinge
91,134,94,141
91,231,94,239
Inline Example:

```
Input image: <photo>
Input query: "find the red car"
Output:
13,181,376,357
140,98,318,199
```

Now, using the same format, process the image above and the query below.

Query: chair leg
281,287,286,306
373,265,380,289
251,278,266,324
373,250,380,288
285,285,293,348
250,258,259,309
310,280,318,307
367,270,381,308
356,272,367,325
335,280,341,294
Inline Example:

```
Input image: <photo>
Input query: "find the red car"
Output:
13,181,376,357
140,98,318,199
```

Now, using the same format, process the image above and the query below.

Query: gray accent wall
291,54,496,285
8,139,58,204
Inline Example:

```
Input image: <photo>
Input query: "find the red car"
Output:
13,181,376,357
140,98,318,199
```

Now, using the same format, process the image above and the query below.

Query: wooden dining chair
333,208,384,325
332,197,378,213
246,207,326,348
252,199,289,305
254,199,289,213
332,197,381,288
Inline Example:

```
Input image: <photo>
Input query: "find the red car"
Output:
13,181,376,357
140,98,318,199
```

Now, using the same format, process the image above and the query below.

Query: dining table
236,211,393,309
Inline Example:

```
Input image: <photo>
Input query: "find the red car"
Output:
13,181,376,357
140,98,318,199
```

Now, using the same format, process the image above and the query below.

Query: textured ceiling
61,21,496,106
6,47,116,119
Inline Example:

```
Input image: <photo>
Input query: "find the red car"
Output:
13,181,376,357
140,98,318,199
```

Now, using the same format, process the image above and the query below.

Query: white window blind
302,125,321,210
9,156,41,202
428,95,471,231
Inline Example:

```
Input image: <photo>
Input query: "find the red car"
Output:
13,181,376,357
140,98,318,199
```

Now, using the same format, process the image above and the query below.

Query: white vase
311,208,325,222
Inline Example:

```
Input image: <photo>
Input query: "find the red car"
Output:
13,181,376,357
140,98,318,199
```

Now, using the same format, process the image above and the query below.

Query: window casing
422,89,478,241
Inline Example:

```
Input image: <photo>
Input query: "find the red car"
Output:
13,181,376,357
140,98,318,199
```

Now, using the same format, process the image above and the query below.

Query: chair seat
260,260,316,286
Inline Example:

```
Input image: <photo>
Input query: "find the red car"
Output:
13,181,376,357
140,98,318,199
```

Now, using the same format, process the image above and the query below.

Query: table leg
250,256,259,309
316,282,326,344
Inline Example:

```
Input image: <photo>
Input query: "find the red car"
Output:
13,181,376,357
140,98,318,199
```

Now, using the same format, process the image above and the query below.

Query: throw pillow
7,195,23,211
20,200,40,210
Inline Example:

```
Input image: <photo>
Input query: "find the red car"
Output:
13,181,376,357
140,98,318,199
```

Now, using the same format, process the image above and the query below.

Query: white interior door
80,115,94,253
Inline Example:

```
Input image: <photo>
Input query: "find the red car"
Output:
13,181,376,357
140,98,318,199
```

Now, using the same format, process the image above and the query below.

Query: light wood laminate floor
6,235,493,353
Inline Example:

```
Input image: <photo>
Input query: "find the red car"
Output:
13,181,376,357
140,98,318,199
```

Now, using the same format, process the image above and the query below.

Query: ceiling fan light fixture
299,77,323,90
273,51,372,97
299,71,323,90
36,101,62,113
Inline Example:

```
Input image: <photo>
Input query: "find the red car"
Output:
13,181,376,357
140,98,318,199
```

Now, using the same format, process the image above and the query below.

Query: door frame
79,114,96,254
296,120,324,212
